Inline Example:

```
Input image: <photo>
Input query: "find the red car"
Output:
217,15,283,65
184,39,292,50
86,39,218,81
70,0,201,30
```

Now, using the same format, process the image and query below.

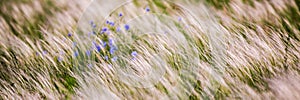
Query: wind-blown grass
0,0,299,99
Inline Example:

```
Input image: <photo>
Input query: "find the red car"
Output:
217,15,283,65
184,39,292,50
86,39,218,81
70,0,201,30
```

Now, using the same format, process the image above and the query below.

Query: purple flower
109,46,117,54
109,22,114,26
102,27,108,32
73,42,77,47
106,20,110,24
88,31,95,36
92,41,97,46
59,51,64,55
103,42,107,47
116,27,121,32
109,49,114,54
90,20,96,28
92,24,96,28
124,24,130,31
146,6,150,12
58,57,63,62
42,50,47,55
112,56,118,62
108,38,113,46
101,27,108,34
178,17,182,22
119,13,123,17
88,64,93,68
68,32,72,37
86,50,91,56
90,20,94,25
104,56,108,61
131,51,137,57
96,45,101,52
74,51,79,57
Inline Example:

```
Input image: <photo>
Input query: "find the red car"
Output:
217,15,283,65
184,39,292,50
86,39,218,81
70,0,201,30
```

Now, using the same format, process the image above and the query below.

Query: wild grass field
0,0,300,99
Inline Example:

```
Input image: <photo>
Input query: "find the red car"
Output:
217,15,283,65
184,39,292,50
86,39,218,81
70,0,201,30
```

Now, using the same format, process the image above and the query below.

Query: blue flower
131,51,137,57
90,20,94,25
73,42,77,47
119,13,123,17
146,6,150,12
112,56,118,62
42,50,47,55
109,46,117,54
68,32,72,37
88,64,93,68
131,57,136,60
102,27,108,32
59,51,64,55
58,56,63,62
88,31,95,36
92,41,97,46
96,45,101,52
86,50,91,56
124,24,130,31
74,51,79,57
108,38,113,46
101,27,108,34
106,20,110,24
178,17,182,22
109,49,114,54
90,20,96,28
103,42,107,47
116,27,121,32
92,24,96,28
104,56,108,61
109,22,114,26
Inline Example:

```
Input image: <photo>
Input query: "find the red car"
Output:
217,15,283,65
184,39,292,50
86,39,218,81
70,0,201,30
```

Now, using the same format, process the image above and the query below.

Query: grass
0,0,300,99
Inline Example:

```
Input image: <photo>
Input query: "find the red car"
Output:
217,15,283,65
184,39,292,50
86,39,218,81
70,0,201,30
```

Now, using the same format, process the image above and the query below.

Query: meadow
0,0,300,99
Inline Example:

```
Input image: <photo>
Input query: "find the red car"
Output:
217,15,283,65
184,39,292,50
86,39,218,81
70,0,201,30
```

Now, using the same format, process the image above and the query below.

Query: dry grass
0,0,299,99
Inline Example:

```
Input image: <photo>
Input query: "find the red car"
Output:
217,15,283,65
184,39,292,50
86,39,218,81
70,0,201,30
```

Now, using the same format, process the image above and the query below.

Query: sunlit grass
0,0,300,99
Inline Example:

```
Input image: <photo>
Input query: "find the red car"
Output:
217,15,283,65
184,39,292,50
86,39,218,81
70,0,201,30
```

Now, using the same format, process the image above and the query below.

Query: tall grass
0,0,299,99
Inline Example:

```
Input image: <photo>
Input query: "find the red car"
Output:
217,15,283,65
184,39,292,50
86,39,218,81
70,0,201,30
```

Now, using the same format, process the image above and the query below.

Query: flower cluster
36,5,185,66
41,6,162,67
69,11,138,66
